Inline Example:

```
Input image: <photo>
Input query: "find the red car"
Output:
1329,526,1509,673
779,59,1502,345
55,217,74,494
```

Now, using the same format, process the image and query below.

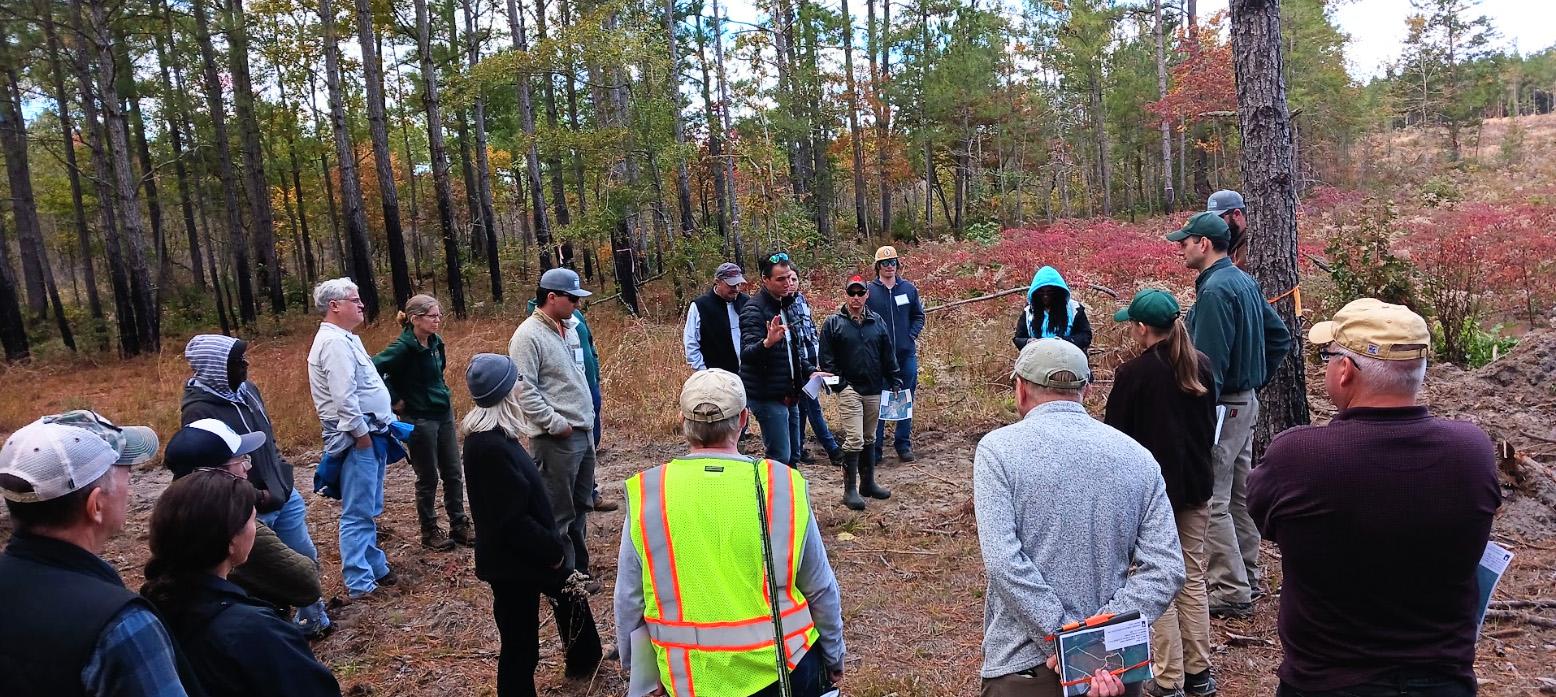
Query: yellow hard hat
874,246,899,263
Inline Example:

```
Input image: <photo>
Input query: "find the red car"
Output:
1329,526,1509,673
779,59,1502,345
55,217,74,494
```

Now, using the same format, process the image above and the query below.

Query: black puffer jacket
181,382,292,515
738,289,815,401
819,306,902,395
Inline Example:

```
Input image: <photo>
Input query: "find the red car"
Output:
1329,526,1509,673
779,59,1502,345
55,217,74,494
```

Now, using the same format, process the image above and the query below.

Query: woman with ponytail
373,294,474,551
143,470,340,696
1103,289,1220,697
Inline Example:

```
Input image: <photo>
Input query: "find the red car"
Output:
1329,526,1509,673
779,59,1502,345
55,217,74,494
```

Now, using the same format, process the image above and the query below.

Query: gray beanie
466,353,519,408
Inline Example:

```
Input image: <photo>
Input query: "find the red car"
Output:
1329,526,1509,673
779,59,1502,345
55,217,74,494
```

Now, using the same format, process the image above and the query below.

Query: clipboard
1052,611,1153,696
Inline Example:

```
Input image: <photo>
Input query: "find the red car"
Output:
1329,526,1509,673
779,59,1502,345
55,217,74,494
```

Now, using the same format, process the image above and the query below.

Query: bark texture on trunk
225,0,282,315
354,0,413,308
415,0,466,317
1230,0,1308,450
322,0,383,320
191,0,256,324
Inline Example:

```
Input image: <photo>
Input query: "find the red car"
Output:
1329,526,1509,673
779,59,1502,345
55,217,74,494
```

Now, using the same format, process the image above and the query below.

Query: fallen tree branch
1484,609,1556,629
585,272,668,307
1223,631,1275,648
841,547,938,556
1491,599,1556,610
925,283,1121,314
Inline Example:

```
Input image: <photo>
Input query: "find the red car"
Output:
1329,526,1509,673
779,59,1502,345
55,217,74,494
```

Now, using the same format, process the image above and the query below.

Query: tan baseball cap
680,369,747,422
874,246,899,263
1011,338,1090,389
1308,298,1430,360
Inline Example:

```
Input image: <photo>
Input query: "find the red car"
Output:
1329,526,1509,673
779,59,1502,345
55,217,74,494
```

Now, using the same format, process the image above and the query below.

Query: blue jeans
798,394,839,457
340,436,391,596
750,399,801,466
257,489,329,627
876,351,918,457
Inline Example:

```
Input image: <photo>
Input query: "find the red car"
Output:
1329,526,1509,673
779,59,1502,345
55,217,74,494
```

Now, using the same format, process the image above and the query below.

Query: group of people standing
0,189,1508,697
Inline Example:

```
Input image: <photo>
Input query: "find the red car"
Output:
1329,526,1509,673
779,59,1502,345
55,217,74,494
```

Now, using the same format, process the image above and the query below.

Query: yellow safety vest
625,455,820,697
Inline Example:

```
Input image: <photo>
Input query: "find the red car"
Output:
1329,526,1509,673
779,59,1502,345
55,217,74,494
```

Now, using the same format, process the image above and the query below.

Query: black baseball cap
164,419,266,479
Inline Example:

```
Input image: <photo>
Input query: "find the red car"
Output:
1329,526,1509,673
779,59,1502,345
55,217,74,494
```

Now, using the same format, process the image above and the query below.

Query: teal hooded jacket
1013,266,1092,350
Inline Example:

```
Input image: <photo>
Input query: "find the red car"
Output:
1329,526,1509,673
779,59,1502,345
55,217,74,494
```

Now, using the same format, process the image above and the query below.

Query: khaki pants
835,387,881,453
982,666,1144,697
1206,390,1260,605
1151,505,1213,689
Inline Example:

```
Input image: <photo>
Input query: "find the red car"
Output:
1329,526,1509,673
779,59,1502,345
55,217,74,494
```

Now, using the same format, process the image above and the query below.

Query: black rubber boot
860,447,892,500
842,452,866,510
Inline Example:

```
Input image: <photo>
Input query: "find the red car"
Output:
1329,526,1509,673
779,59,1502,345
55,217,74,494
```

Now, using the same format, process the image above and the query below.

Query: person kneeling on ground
143,469,341,696
1013,266,1092,351
615,369,846,696
1249,299,1501,697
975,339,1183,697
820,275,901,510
462,353,603,696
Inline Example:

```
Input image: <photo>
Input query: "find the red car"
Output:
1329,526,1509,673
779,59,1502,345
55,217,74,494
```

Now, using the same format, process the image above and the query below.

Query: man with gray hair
1249,299,1499,697
975,339,1183,697
613,368,845,695
308,277,398,599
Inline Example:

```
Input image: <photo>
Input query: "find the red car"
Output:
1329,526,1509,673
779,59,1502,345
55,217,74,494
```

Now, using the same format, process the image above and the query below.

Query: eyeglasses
1318,348,1362,371
195,466,247,481
768,252,790,264
846,288,868,297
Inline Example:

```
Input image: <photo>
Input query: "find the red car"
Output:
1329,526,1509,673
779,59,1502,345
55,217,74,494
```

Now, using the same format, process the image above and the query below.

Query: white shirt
307,321,395,453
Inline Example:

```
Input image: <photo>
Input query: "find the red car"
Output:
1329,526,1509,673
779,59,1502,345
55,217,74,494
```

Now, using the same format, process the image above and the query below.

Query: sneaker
1144,682,1185,697
421,529,456,551
592,494,619,512
1185,669,1218,696
1208,602,1253,619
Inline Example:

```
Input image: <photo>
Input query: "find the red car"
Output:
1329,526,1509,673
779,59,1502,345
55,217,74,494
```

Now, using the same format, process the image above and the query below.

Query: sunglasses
846,288,868,297
1318,348,1362,371
768,252,791,264
878,259,899,267
554,292,579,303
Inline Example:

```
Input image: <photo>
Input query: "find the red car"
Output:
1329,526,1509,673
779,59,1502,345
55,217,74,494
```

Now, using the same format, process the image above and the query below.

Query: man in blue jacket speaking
866,245,926,463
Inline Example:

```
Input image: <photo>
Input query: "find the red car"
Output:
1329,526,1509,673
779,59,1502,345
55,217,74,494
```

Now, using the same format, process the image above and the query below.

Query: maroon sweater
1248,406,1500,691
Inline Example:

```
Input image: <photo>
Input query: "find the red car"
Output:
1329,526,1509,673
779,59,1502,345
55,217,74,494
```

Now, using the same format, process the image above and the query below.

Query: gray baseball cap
1206,190,1245,215
714,262,746,286
539,268,592,297
1011,338,1091,390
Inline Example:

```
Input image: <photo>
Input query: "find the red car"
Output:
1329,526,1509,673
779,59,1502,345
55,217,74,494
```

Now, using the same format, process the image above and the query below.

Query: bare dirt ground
41,413,1555,697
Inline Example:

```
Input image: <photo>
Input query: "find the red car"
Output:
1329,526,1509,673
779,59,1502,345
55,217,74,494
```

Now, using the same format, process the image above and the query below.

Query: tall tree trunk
193,164,233,335
116,31,168,309
278,79,318,287
0,34,47,320
415,0,466,317
151,0,204,294
560,0,586,222
0,30,74,351
191,0,257,324
354,0,413,308
70,2,139,355
841,0,869,236
389,47,424,287
666,0,696,237
504,0,554,272
535,0,571,229
40,4,107,338
1090,71,1112,216
800,0,832,242
307,71,349,277
872,0,893,239
712,0,743,264
0,216,29,360
224,0,282,315
84,0,158,352
1154,0,1175,213
320,0,382,320
921,0,933,228
1230,0,1307,449
593,8,640,315
695,16,730,244
462,0,502,301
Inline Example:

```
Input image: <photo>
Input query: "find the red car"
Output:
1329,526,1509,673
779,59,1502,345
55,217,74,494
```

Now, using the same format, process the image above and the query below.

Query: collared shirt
308,321,395,454
613,454,847,676
80,605,190,697
683,300,742,371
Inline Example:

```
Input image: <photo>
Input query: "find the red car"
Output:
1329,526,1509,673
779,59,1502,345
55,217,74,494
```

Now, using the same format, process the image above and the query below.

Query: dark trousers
748,649,833,697
406,415,469,534
489,580,603,697
874,351,918,458
1276,669,1475,697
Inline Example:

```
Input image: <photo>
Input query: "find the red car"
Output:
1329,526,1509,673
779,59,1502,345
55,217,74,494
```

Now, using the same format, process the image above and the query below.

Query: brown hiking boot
450,525,476,547
421,528,456,551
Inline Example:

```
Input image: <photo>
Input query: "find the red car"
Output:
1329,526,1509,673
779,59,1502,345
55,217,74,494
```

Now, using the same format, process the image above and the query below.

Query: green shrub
1433,318,1517,369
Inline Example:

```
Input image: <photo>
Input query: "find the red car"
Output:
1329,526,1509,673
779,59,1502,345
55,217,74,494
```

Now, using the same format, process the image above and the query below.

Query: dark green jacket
372,328,453,419
1185,257,1293,397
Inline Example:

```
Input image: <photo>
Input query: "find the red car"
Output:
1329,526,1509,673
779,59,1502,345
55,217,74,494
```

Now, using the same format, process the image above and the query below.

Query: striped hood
185,334,243,403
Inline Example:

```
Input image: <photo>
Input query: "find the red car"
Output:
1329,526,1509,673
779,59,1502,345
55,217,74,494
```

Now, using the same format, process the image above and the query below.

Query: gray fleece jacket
973,400,1185,678
507,309,596,437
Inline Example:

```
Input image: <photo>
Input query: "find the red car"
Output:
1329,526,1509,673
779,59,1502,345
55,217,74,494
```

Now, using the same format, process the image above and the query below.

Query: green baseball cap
1113,289,1181,328
1165,211,1230,242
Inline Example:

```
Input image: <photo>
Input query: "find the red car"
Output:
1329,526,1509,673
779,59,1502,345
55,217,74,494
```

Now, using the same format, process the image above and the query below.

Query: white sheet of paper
894,294,909,306
1102,617,1150,651
802,374,826,400
1480,542,1514,574
627,627,660,697
1213,405,1228,445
